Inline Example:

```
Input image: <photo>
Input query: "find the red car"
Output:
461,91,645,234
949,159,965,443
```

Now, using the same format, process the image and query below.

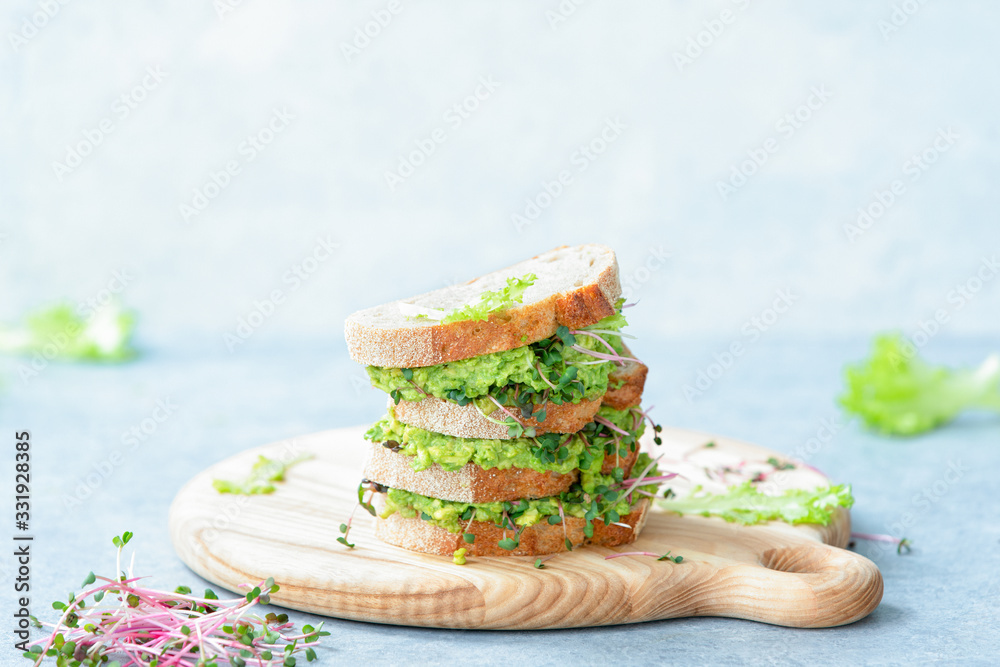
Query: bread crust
372,495,650,557
389,356,647,440
391,395,603,440
345,245,621,368
603,358,648,410
598,440,642,476
364,440,575,503
364,439,644,504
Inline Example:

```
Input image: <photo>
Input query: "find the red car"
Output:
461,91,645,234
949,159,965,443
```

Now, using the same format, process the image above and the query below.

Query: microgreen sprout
850,532,913,555
367,309,629,415
766,457,795,471
533,556,556,569
25,532,326,666
212,454,313,495
337,479,384,549
604,551,685,563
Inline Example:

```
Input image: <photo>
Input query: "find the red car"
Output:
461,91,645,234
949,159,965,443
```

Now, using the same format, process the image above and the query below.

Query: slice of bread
363,439,643,503
345,244,621,368
372,495,650,557
390,354,647,439
390,394,604,440
364,440,575,503
598,439,642,476
603,355,648,410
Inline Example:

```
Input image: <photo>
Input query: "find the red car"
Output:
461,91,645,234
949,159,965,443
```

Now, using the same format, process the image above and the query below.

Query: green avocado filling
366,310,628,414
380,453,660,535
365,405,645,483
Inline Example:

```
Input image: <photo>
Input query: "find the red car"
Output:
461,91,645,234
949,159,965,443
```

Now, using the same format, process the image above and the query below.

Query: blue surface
2,335,998,666
4,1,1000,664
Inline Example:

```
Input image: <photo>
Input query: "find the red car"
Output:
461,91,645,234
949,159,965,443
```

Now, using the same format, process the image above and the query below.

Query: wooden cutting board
169,425,882,629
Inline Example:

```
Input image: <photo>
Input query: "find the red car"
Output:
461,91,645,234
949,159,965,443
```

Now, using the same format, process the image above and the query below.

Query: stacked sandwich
344,244,661,558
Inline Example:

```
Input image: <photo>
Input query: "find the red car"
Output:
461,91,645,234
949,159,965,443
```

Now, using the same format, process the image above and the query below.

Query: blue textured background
2,1,999,665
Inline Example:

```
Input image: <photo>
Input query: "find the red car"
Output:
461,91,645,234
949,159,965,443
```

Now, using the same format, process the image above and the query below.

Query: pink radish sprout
570,330,622,356
594,416,631,437
569,344,641,367
851,532,912,554
26,532,326,666
605,551,660,559
487,395,528,427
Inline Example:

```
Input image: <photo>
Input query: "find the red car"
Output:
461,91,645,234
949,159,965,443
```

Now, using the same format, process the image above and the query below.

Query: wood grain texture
168,426,882,630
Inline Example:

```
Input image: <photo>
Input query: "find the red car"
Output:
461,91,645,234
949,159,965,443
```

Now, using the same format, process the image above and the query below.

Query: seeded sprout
24,532,327,667
605,550,684,564
850,532,913,555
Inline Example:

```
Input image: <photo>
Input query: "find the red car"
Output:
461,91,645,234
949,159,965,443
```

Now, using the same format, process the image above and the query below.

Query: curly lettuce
0,302,136,362
441,273,537,324
839,333,1000,436
658,482,854,526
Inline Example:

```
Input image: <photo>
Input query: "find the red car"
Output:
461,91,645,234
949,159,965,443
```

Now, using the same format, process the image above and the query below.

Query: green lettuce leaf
839,332,1000,436
0,302,136,362
212,454,312,495
440,273,537,324
658,482,854,526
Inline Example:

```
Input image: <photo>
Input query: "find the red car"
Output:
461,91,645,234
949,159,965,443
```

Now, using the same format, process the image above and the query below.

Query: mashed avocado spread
366,311,628,406
365,405,644,479
379,452,659,534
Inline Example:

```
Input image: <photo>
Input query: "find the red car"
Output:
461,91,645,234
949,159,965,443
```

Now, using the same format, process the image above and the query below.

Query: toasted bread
372,495,650,557
363,438,643,504
345,245,620,368
602,348,648,410
390,356,647,439
364,440,575,503
390,394,604,440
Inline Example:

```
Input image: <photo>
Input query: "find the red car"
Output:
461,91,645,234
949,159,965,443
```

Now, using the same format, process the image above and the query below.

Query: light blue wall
3,1,998,350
